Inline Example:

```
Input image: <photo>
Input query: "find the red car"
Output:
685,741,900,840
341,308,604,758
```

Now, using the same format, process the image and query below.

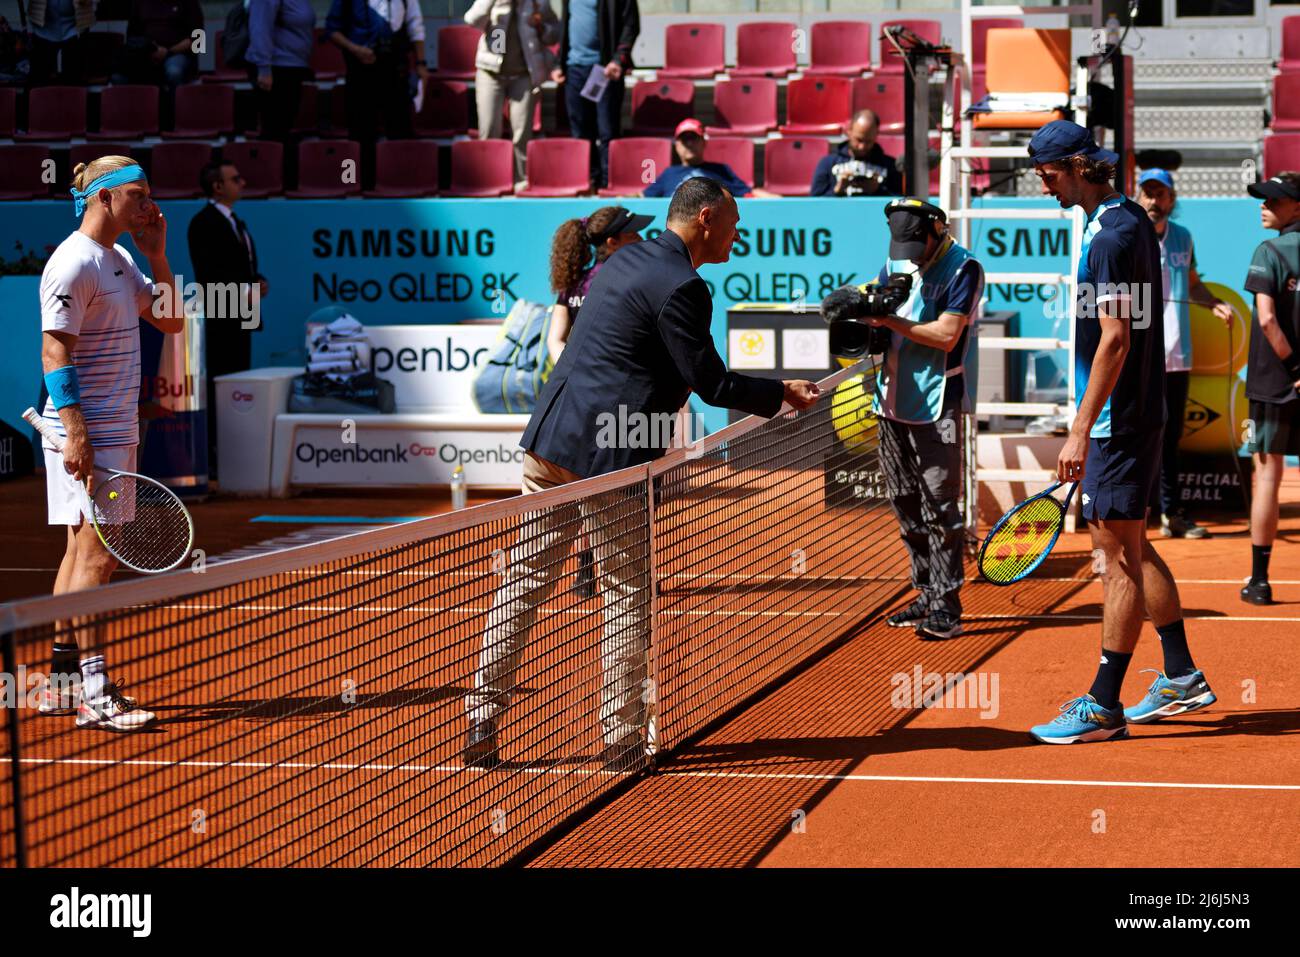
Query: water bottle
450,464,468,510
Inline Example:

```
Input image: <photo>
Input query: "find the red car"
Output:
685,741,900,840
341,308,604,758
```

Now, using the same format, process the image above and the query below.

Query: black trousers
344,51,413,189
28,34,88,86
1157,370,1190,516
204,321,253,480
255,65,312,143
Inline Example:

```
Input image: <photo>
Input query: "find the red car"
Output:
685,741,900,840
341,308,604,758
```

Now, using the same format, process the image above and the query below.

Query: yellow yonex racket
978,482,1078,585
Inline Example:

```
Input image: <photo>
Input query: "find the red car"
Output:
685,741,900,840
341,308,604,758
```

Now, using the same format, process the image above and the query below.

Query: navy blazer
521,229,785,478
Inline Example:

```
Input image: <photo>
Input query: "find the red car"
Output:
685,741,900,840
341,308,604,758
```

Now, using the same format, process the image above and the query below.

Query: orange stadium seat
90,85,159,140
599,137,673,196
703,136,755,187
0,145,53,199
365,140,441,198
708,77,777,136
517,138,592,197
878,19,941,76
659,23,725,78
164,84,235,139
970,28,1070,131
971,17,1023,105
629,78,696,136
15,86,86,140
147,142,213,199
851,75,905,133
434,25,480,80
762,137,829,196
221,140,285,198
733,22,798,78
444,139,514,197
808,20,873,76
287,140,363,198
781,75,852,135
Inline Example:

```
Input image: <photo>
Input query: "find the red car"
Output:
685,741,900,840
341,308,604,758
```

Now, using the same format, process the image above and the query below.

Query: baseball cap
594,207,655,238
1027,120,1119,166
884,198,947,260
674,118,705,139
1137,168,1174,190
1247,174,1300,202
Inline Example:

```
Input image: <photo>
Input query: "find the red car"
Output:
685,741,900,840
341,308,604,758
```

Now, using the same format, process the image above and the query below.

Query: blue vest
1160,220,1195,371
873,240,982,424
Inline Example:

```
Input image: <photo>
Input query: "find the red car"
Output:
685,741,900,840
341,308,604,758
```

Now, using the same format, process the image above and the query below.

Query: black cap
884,198,946,260
1247,175,1300,202
594,207,655,240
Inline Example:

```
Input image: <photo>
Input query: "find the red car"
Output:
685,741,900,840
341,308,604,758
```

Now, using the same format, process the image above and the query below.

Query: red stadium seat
91,85,159,140
1263,133,1300,178
0,88,16,136
703,136,755,188
15,86,86,140
707,78,777,136
413,80,471,137
444,139,514,196
599,137,673,196
311,29,346,82
147,142,213,199
205,31,248,83
434,25,480,80
220,140,285,198
808,20,872,76
287,139,362,198
517,138,591,196
733,21,798,78
1272,74,1300,132
761,137,828,196
629,78,695,136
165,83,236,138
1283,16,1300,73
781,75,851,135
70,142,135,170
0,145,53,200
660,23,725,78
851,75,905,133
878,19,941,75
284,83,321,135
364,140,440,197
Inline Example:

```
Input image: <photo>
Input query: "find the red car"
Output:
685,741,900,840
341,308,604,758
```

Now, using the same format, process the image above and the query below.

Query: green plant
0,241,53,276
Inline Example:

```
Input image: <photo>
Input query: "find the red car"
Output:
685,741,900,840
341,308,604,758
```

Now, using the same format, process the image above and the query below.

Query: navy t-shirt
643,162,751,198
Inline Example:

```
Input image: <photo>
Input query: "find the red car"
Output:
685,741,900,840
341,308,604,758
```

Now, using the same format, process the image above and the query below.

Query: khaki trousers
474,68,535,184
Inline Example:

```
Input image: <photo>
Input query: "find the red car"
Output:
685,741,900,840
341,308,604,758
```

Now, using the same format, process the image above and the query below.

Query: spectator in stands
466,0,560,190
1133,168,1234,540
643,119,777,199
326,0,430,188
810,110,903,198
188,160,267,481
247,0,316,145
551,0,640,189
109,0,205,92
1240,172,1300,606
26,0,94,86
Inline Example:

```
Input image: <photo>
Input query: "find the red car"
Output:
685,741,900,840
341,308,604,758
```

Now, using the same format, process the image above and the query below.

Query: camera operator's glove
819,284,873,324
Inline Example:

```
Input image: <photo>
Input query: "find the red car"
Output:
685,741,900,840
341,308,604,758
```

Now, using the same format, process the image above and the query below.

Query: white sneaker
36,676,81,715
76,682,154,732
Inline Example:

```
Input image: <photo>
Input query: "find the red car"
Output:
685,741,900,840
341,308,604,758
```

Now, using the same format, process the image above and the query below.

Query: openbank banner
0,197,1265,433
331,324,498,412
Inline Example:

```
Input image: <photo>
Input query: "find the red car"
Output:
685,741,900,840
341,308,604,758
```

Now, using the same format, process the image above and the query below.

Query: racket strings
92,475,192,572
980,496,1064,583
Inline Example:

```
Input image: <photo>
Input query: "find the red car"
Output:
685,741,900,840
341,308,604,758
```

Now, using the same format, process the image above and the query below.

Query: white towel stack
306,315,372,382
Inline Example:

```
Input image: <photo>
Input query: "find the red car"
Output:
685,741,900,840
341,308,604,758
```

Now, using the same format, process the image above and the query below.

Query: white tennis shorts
45,445,137,526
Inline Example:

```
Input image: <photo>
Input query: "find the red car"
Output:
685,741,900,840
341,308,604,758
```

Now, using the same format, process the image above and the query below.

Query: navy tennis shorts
1081,429,1163,522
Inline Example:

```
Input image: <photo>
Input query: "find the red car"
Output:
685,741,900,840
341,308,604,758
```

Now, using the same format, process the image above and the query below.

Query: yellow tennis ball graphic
1189,282,1250,375
831,375,877,450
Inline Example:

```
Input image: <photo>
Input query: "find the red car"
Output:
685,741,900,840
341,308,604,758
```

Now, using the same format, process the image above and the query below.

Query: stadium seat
443,139,514,196
434,25,480,80
659,23,725,78
413,80,471,137
851,75,905,133
364,140,440,198
285,83,321,135
90,85,159,140
971,28,1070,130
165,83,236,138
311,29,346,82
205,31,248,83
15,86,86,140
878,19,941,75
1282,16,1300,73
781,75,852,135
220,140,285,198
629,78,695,136
286,139,362,198
762,137,829,196
70,142,134,171
703,136,755,188
708,78,777,136
971,17,1023,105
1272,74,1300,132
80,32,124,85
808,20,873,76
599,137,673,196
147,142,212,199
1263,133,1300,178
733,22,798,78
517,138,591,196
0,88,16,136
0,145,53,200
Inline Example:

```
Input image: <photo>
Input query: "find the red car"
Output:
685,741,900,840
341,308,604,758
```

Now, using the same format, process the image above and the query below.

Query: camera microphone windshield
822,273,914,358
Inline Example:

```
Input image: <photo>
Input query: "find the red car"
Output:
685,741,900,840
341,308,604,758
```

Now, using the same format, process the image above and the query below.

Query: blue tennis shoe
1029,694,1128,744
1123,669,1217,724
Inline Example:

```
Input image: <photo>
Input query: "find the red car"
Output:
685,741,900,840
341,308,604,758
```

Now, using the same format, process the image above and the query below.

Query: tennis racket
978,482,1077,586
24,407,194,574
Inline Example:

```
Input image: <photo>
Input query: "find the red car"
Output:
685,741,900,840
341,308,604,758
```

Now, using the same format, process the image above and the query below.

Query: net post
644,465,661,768
1,629,28,869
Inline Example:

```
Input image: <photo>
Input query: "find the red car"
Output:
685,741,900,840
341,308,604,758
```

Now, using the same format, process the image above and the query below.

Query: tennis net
0,358,911,868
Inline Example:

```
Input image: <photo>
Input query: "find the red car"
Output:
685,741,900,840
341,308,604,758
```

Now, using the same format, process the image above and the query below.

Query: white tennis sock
80,655,107,701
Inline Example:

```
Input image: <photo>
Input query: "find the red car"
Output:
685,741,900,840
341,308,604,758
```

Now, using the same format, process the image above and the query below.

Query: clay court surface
2,472,1298,867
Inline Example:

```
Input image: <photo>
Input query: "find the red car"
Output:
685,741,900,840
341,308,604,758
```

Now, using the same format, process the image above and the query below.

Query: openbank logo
228,388,256,414
594,406,709,459
50,887,151,937
295,442,525,468
372,341,488,374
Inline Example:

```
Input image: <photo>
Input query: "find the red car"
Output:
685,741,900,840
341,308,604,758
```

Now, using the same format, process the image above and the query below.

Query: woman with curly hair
546,205,653,364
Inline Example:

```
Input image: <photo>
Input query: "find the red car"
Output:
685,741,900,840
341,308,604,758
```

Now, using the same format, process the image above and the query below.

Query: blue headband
71,164,147,217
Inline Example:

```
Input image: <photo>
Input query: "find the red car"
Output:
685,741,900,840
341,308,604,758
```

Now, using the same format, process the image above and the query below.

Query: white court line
661,769,1300,791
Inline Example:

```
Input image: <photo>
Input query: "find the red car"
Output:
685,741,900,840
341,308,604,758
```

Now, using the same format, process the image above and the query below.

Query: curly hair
1048,153,1117,185
548,206,626,294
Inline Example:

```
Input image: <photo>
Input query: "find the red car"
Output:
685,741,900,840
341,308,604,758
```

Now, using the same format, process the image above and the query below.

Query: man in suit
187,160,267,480
464,177,820,772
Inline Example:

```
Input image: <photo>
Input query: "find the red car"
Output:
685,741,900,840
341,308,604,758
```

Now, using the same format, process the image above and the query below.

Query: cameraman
810,110,903,198
859,199,983,639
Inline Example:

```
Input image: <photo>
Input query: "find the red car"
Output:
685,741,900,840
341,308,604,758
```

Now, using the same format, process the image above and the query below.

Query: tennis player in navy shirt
1025,121,1215,745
